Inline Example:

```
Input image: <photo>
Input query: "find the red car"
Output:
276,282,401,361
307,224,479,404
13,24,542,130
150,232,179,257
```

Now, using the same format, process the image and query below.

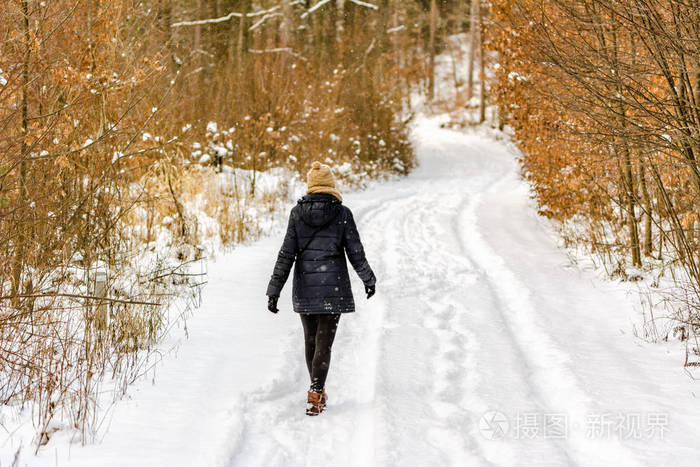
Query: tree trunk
281,0,294,48
162,0,172,43
622,145,642,267
378,0,390,53
695,6,700,128
373,0,390,85
609,18,640,267
648,158,699,281
237,0,251,114
194,0,202,61
336,0,345,46
638,157,653,256
237,0,250,75
466,0,477,99
12,0,31,304
428,0,437,100
477,0,486,123
279,0,295,73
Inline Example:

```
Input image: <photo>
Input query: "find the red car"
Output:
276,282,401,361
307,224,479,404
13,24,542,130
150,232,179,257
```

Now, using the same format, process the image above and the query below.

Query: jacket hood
298,193,342,228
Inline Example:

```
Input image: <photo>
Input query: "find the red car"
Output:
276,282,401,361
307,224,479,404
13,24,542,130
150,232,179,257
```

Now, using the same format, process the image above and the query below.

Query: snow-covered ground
11,114,699,466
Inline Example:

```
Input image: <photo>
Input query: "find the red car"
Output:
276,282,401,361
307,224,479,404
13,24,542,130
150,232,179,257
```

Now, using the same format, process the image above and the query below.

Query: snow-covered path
31,116,699,466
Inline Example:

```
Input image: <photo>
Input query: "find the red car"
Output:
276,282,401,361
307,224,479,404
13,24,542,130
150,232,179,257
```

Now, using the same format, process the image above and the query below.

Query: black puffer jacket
266,193,376,314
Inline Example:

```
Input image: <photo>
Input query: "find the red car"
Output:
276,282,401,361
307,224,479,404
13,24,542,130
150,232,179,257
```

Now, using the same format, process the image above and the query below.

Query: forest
0,0,475,442
0,0,699,456
488,0,700,348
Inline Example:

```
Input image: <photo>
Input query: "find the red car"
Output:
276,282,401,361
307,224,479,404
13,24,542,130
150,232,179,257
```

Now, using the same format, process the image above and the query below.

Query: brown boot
306,391,323,416
320,388,327,409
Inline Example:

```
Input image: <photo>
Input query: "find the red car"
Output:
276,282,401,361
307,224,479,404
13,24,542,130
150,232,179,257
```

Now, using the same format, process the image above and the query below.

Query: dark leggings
300,313,341,393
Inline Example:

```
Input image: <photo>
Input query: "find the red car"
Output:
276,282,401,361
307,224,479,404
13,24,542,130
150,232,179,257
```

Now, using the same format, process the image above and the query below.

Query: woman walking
266,161,376,416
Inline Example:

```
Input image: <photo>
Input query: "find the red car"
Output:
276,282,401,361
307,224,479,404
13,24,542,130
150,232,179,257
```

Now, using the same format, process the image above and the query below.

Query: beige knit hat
307,161,342,201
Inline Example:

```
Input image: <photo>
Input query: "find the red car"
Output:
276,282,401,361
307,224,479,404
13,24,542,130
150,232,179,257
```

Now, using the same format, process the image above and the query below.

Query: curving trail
225,116,700,467
33,116,700,467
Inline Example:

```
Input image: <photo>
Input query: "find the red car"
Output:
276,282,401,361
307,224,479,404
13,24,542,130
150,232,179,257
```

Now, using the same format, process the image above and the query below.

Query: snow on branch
245,6,282,18
348,0,378,10
172,6,281,28
172,11,241,27
301,0,333,18
302,0,378,18
249,12,283,31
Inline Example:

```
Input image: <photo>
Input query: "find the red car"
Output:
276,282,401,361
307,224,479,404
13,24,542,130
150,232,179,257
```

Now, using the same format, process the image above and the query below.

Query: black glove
365,284,375,299
267,296,279,314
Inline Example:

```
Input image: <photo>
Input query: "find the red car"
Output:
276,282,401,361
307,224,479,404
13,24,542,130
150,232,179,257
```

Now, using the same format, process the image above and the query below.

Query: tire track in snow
457,190,574,466
457,162,644,466
406,121,579,465
355,180,494,466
